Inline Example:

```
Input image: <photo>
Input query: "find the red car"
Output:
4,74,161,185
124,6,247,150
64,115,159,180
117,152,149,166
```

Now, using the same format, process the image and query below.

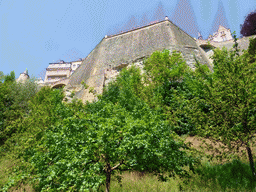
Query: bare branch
111,159,124,171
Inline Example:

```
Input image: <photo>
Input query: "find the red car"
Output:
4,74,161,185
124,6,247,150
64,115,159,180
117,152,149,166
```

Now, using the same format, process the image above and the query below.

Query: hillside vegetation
0,36,256,192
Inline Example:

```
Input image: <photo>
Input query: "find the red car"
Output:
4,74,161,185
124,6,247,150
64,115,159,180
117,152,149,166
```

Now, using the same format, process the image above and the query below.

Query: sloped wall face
68,40,103,87
101,21,174,67
169,23,198,47
66,20,212,102
216,35,256,52
67,20,179,93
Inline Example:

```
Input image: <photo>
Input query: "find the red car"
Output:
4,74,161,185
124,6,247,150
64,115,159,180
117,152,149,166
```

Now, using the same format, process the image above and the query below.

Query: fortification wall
66,20,256,103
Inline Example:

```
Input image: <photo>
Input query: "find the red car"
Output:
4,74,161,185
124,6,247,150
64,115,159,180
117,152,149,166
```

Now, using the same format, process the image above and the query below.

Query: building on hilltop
71,58,83,74
64,16,212,103
207,25,233,42
44,58,84,84
46,17,254,103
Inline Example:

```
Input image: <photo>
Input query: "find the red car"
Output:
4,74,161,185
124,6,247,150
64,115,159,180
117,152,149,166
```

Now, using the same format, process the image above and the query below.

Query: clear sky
0,0,255,79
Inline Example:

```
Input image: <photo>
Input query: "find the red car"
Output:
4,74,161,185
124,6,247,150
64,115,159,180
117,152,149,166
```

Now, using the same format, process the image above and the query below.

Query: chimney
165,16,169,21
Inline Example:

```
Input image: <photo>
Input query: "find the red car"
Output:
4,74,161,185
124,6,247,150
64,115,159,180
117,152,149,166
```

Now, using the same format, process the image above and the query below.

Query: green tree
1,86,66,191
240,10,256,37
3,71,15,83
138,49,195,135
0,71,17,144
18,86,66,152
142,50,188,107
188,39,256,181
247,37,256,64
0,71,5,83
0,75,38,145
28,68,196,192
104,50,196,136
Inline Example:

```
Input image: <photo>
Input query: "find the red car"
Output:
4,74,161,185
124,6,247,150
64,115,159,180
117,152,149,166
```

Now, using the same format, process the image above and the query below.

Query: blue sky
0,0,255,79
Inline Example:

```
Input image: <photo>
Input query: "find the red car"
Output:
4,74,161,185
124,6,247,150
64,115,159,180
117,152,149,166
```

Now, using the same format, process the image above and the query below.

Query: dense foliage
1,86,66,190
0,71,5,82
104,50,196,135
26,66,196,192
240,10,256,37
0,71,38,146
187,37,256,180
247,36,256,63
1,39,256,191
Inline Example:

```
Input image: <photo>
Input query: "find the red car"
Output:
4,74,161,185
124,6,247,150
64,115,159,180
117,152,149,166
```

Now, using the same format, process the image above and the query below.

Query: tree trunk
105,162,111,192
105,171,111,192
246,143,256,182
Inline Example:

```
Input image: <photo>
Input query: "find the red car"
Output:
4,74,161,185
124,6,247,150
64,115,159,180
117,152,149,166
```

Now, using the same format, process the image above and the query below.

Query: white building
44,59,83,84
208,25,233,42
71,58,83,74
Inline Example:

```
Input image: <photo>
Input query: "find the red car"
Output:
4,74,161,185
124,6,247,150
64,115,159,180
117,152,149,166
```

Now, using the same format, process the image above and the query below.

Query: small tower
16,68,29,83
198,32,203,40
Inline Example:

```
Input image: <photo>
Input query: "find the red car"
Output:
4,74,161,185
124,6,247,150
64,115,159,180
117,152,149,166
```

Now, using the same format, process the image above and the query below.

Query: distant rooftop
49,58,84,64
106,18,168,38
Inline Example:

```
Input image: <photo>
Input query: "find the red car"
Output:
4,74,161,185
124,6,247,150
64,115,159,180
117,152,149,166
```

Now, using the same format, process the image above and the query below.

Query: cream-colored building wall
208,25,233,42
71,61,82,73
16,73,29,83
16,69,29,83
44,63,72,83
45,71,71,83
44,59,84,84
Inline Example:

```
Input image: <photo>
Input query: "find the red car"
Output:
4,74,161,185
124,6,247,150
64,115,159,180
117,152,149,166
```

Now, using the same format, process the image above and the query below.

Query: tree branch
111,159,123,171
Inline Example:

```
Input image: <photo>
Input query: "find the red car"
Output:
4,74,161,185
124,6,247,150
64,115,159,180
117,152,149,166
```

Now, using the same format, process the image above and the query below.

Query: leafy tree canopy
27,67,197,192
103,50,197,136
0,73,39,146
0,71,5,83
240,10,256,37
247,37,256,63
187,38,256,180
3,71,15,83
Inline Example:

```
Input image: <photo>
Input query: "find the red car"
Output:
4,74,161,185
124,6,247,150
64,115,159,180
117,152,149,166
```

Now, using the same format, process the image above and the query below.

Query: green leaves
187,38,256,166
0,76,38,146
26,66,196,191
3,71,15,83
2,50,201,191
0,71,5,83
144,50,187,85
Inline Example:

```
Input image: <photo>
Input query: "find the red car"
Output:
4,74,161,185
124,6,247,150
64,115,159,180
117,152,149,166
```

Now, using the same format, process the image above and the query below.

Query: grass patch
2,135,256,191
2,158,256,191
0,157,14,188
193,159,256,191
97,159,256,192
99,171,181,192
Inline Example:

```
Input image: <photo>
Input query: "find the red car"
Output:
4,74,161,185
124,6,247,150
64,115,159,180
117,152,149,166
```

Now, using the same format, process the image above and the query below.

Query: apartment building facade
44,58,83,84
